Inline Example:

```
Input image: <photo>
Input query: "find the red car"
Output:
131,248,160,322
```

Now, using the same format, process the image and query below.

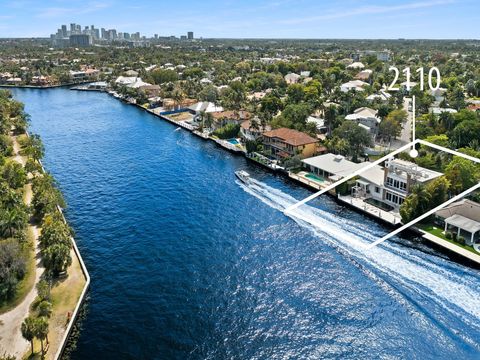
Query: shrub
213,124,240,140
457,236,465,245
452,232,457,241
445,231,452,240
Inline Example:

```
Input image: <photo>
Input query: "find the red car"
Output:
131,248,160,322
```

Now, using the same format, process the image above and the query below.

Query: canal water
11,88,480,359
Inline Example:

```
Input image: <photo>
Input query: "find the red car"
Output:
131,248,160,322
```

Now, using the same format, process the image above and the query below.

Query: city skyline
0,0,479,39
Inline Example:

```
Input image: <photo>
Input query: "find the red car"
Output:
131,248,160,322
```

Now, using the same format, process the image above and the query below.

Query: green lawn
417,223,479,255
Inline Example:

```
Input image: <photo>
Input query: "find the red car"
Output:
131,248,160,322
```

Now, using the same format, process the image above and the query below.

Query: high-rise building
70,23,76,34
94,28,100,39
70,34,92,47
180,35,187,40
101,28,107,39
61,25,67,37
187,31,194,40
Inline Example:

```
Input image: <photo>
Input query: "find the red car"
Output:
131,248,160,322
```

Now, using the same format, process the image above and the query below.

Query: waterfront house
188,101,224,115
262,128,319,161
211,110,252,130
435,200,480,245
340,80,368,93
240,119,271,141
345,107,381,136
301,153,365,182
352,158,443,208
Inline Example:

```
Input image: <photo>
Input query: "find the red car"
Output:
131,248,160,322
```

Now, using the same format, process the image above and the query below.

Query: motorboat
235,170,251,183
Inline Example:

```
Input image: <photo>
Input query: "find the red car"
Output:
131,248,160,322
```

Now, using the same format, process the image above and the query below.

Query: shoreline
102,89,480,268
11,85,479,270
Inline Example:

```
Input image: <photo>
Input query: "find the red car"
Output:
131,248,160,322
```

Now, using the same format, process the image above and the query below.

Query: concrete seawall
29,134,90,360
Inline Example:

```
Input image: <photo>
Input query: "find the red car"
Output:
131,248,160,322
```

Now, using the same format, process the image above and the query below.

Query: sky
0,0,478,39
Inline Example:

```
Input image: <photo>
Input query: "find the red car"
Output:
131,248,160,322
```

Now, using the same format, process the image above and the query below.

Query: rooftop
302,153,364,177
263,128,318,146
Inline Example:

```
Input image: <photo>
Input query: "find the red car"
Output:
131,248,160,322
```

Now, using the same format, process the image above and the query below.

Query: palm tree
34,317,49,358
21,316,36,356
0,207,28,238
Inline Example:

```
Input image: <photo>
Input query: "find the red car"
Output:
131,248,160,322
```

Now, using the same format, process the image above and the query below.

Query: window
375,186,380,193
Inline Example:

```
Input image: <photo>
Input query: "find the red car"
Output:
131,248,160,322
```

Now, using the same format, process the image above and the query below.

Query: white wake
238,177,480,328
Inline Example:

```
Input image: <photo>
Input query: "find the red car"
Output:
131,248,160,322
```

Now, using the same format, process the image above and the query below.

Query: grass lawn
23,249,87,360
169,111,193,121
417,223,479,255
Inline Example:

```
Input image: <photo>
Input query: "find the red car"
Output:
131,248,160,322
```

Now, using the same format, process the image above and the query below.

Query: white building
345,107,381,135
115,76,151,89
353,158,443,208
367,90,392,103
340,80,368,93
284,73,301,84
435,199,480,245
188,101,224,114
347,62,365,70
302,154,365,182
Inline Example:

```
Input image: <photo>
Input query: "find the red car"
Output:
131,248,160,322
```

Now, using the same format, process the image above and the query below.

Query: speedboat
235,170,250,183
174,127,181,131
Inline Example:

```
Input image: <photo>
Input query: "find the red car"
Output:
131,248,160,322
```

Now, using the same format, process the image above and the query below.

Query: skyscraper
70,23,76,34
61,25,67,37
187,31,194,40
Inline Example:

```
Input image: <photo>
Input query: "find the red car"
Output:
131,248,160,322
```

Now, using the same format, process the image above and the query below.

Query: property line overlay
284,139,480,250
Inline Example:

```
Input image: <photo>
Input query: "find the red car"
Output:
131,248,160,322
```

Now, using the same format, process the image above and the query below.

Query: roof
386,158,443,182
347,62,365,69
359,165,384,186
263,128,318,146
302,153,364,176
188,102,224,113
445,214,480,233
345,107,380,123
436,199,480,223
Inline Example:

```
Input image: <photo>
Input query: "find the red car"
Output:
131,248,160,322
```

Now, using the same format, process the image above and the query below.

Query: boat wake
237,177,480,336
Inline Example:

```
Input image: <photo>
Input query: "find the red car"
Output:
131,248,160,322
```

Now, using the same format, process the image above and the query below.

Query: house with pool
352,158,443,209
289,153,364,190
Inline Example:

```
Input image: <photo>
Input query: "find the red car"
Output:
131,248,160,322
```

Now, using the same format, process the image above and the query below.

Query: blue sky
0,0,478,39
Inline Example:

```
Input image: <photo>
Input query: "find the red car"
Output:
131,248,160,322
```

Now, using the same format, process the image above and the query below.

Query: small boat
235,170,250,183
174,127,181,132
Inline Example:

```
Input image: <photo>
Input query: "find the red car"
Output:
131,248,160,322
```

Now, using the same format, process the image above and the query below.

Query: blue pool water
228,138,239,145
11,88,480,360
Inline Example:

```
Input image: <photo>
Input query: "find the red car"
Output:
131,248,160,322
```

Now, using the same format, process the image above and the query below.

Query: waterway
11,88,480,359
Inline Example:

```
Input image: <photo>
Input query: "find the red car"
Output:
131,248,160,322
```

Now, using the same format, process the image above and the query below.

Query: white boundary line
284,139,480,250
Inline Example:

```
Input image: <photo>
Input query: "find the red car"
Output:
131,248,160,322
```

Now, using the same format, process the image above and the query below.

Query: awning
445,214,480,233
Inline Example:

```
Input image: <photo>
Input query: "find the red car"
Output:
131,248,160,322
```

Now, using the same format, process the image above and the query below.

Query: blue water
10,88,480,359
228,138,239,145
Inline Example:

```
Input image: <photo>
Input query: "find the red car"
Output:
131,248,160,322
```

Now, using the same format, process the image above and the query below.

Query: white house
307,116,327,132
435,199,480,245
352,158,443,208
367,90,392,103
188,101,224,114
340,80,368,92
284,73,301,84
347,62,365,70
302,154,365,182
115,76,151,89
345,107,381,135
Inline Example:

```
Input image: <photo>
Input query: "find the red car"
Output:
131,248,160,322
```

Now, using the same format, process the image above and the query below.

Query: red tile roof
263,128,318,146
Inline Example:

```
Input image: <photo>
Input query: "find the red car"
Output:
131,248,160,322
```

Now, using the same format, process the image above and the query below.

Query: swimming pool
305,173,325,183
228,138,240,145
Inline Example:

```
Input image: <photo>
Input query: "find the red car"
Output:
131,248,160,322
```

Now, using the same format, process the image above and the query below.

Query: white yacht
235,170,251,184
